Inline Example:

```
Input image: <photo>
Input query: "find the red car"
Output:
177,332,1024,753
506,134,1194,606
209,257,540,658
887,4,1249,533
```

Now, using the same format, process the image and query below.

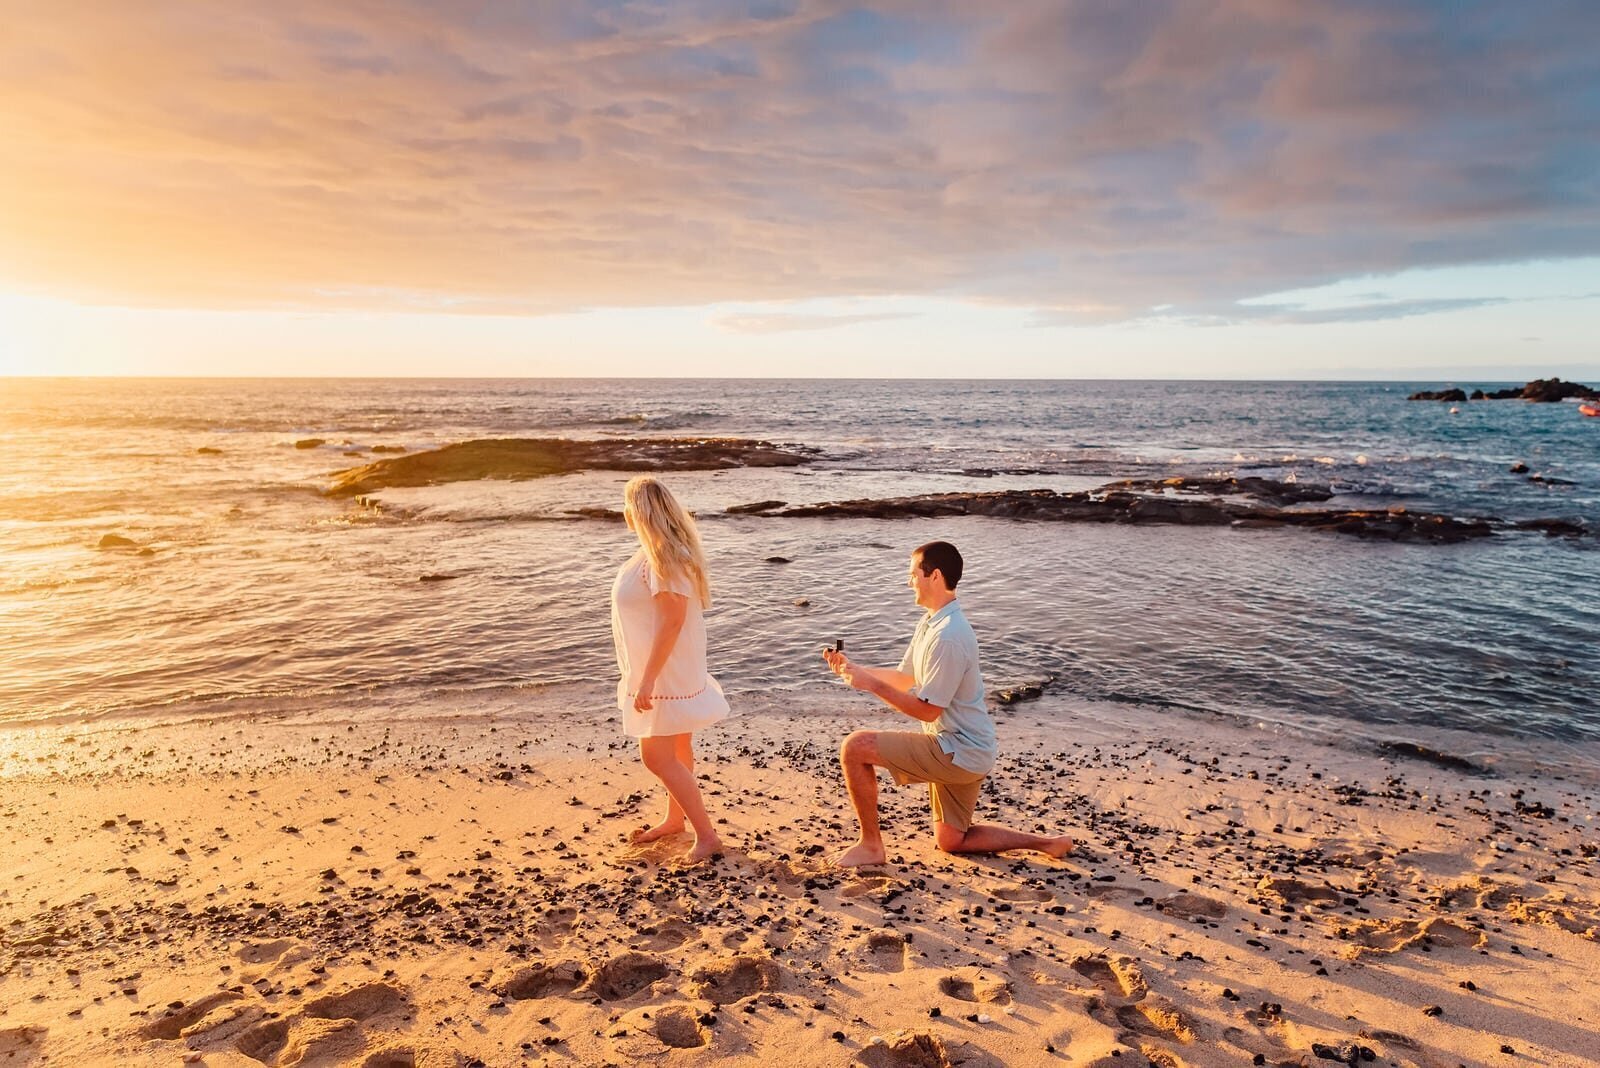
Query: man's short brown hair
913,541,963,588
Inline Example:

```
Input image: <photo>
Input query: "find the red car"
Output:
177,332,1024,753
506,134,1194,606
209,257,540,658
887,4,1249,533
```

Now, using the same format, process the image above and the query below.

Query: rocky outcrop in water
1413,378,1597,403
325,437,814,497
1100,475,1335,507
771,486,1502,543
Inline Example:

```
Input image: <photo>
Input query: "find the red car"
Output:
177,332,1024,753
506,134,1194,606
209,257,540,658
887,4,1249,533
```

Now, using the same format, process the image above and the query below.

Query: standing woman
610,476,728,862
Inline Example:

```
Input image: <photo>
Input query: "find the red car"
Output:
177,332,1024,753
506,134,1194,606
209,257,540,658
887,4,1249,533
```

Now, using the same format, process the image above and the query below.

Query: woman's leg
638,733,721,861
630,734,688,844
628,733,699,843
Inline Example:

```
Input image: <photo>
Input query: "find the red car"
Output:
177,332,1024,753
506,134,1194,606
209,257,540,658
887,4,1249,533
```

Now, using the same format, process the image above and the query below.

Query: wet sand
2,697,1598,1067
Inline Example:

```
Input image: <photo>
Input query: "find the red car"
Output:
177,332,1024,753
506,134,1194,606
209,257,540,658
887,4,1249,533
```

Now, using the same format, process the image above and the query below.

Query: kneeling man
824,540,1076,868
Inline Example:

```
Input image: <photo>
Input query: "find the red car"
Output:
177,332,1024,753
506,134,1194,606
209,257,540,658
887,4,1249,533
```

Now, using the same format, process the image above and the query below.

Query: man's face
907,553,937,607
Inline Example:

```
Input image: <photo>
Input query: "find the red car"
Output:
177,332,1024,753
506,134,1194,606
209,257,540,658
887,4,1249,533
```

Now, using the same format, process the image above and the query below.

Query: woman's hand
633,681,656,712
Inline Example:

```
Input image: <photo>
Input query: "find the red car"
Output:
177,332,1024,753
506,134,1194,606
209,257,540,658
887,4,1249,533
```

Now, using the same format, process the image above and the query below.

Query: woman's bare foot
685,836,723,864
629,819,685,845
1040,835,1076,859
833,840,888,868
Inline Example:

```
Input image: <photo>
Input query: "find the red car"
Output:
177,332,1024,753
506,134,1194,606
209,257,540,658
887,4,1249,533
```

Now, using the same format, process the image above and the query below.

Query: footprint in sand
842,875,896,899
234,982,414,1067
1155,891,1228,921
356,1045,462,1067
587,951,672,1001
1341,915,1486,958
303,982,410,1022
1085,881,1137,901
536,905,579,935
1137,1046,1188,1068
235,1017,294,1064
991,885,1054,904
866,930,910,972
610,1002,713,1058
688,953,783,1004
1109,999,1198,1044
1507,896,1600,940
1257,876,1343,909
499,960,587,1000
1439,875,1521,912
0,1025,46,1062
1069,953,1148,1002
140,991,254,1042
936,968,1011,1005
639,919,697,951
1237,1003,1314,1058
764,859,813,897
854,1031,1003,1068
237,937,311,966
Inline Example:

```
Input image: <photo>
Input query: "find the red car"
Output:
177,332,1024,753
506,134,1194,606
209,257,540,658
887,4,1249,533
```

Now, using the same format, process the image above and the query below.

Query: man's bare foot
629,819,685,845
1040,835,1076,859
685,836,723,864
833,841,888,868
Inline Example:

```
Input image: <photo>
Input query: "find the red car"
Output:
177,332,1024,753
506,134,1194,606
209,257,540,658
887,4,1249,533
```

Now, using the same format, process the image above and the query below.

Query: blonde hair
623,476,711,608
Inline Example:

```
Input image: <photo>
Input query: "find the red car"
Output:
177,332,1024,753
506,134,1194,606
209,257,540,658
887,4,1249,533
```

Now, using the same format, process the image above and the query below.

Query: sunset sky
2,1,1596,378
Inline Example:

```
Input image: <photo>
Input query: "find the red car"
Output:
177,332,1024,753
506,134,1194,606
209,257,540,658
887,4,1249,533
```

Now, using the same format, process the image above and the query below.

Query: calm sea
3,378,1597,764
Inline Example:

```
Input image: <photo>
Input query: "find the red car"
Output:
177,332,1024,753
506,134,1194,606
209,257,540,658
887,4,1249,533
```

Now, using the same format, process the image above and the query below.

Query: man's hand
824,649,871,693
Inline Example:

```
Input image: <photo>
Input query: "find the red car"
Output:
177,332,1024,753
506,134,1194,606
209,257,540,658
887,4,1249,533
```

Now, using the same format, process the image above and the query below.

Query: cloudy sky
2,1,1597,377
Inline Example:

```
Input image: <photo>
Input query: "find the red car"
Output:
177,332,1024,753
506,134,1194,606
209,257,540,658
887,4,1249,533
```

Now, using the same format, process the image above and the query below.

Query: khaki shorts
875,731,986,832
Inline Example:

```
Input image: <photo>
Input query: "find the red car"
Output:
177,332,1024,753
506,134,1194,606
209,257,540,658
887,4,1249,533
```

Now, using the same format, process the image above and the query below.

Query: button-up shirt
896,598,996,775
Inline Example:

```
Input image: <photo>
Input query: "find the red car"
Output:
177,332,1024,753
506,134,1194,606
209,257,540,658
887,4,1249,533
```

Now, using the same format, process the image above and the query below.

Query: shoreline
7,688,1599,785
3,699,1597,1066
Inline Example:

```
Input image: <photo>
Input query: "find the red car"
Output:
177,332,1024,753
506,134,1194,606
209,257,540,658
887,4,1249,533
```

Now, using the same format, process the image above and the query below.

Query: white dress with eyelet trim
610,549,730,738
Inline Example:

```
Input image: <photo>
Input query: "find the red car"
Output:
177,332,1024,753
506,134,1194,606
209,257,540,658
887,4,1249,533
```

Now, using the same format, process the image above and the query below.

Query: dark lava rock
196,446,223,455
370,445,407,453
774,490,1496,544
1103,475,1335,507
1528,473,1576,485
295,438,327,449
1521,377,1598,402
1509,462,1529,474
1433,377,1598,403
565,507,624,522
97,534,139,550
726,500,787,515
1377,741,1485,773
1513,518,1587,537
326,437,815,497
994,680,1050,706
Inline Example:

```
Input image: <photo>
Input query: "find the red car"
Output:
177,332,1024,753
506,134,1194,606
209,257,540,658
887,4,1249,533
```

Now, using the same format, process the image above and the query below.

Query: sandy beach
3,696,1597,1067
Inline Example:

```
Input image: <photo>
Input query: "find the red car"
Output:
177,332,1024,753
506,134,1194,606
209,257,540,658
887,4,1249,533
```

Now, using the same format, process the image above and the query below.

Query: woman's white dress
610,549,729,738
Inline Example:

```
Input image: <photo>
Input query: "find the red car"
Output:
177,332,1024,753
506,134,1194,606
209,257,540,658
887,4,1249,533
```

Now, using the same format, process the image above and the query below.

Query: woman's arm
634,591,689,711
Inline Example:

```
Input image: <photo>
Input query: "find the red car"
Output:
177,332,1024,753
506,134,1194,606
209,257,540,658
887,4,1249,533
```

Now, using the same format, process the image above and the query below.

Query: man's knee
840,730,880,766
933,822,968,853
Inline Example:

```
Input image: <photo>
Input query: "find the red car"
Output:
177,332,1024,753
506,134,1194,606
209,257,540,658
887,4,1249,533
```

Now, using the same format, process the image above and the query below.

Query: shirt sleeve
910,633,965,710
644,562,697,599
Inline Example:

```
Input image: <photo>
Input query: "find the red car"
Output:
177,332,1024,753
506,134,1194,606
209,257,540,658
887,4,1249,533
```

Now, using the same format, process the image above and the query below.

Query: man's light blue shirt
896,598,997,775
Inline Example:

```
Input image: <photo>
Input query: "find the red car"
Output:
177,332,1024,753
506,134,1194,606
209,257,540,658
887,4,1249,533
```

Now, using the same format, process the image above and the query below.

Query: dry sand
2,696,1598,1067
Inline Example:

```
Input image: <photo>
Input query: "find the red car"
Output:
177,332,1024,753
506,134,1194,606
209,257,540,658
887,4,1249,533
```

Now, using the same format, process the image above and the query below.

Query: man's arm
823,650,914,692
825,652,942,723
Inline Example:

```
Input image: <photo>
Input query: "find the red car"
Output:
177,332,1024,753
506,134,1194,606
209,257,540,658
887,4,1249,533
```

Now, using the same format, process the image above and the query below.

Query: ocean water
2,378,1598,762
